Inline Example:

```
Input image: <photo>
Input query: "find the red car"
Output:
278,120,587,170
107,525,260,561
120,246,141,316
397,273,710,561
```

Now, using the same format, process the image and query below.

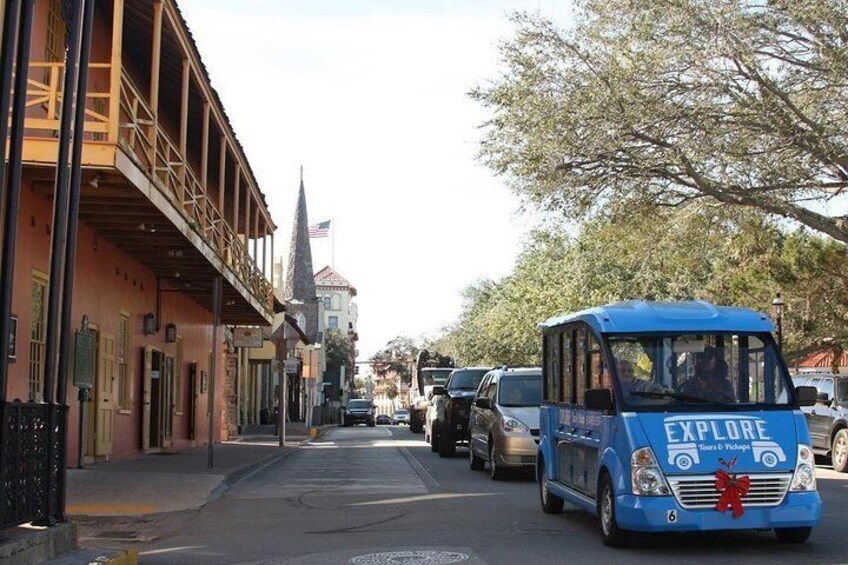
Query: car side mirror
432,385,446,396
585,388,613,412
796,386,818,407
475,397,492,410
816,392,831,404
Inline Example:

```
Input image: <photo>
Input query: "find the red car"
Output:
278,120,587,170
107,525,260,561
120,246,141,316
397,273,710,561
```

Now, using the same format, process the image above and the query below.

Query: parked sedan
794,372,848,472
376,414,392,425
468,367,542,480
392,409,410,425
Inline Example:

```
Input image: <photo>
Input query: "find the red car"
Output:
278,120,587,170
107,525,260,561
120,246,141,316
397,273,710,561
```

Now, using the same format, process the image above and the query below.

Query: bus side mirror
796,386,817,407
585,388,613,412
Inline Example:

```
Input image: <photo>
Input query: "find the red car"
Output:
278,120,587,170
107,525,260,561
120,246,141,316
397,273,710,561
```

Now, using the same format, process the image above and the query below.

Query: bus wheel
538,457,563,514
598,474,629,547
775,527,812,544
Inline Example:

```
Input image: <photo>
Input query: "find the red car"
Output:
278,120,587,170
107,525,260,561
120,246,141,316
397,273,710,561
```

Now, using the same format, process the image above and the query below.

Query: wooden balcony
22,58,275,325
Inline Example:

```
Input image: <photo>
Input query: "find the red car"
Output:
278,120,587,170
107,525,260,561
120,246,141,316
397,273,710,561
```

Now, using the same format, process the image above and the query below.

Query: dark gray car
794,372,848,472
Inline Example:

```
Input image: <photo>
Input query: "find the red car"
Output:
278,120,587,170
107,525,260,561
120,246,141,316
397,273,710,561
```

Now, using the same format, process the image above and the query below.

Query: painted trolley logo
662,415,786,470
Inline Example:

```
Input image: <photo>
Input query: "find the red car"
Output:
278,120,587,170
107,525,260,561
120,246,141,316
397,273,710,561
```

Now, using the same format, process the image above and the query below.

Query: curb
207,447,296,503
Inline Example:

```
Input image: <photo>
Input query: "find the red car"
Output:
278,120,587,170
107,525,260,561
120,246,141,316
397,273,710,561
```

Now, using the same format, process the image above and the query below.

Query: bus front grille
668,473,792,510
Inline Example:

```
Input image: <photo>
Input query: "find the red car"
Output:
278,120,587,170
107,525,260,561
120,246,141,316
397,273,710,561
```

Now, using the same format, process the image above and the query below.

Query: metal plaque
73,326,95,388
284,358,298,375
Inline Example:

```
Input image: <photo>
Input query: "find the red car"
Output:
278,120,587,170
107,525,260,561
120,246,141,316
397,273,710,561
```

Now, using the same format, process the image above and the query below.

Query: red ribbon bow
715,469,751,518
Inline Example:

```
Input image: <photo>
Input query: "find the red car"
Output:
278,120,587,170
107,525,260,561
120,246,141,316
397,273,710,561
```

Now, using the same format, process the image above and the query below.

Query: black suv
430,367,489,458
794,372,848,472
344,399,375,427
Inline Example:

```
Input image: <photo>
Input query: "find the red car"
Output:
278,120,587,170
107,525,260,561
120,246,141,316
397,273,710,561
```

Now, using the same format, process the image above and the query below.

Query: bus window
575,326,587,405
562,329,573,404
545,332,561,403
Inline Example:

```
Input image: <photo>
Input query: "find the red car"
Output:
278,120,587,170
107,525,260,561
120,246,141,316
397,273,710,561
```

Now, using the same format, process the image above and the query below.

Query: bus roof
539,300,773,334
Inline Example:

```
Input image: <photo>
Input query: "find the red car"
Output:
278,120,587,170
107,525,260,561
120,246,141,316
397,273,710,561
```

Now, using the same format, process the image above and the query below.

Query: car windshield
420,369,453,387
348,400,371,409
498,373,542,407
448,369,488,390
394,410,408,415
607,332,793,411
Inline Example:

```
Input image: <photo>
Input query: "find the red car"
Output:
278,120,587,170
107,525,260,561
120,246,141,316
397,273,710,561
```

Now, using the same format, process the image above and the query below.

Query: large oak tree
473,0,848,241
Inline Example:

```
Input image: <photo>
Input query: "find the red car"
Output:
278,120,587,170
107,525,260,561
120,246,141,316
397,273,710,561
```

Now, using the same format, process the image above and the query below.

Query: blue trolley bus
536,300,821,546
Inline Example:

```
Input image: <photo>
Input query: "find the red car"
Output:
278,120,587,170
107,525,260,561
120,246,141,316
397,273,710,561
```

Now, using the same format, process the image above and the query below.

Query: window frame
117,311,132,412
28,272,48,402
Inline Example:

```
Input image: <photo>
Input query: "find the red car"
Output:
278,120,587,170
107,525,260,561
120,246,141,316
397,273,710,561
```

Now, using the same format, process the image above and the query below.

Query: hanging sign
233,327,263,348
8,316,16,359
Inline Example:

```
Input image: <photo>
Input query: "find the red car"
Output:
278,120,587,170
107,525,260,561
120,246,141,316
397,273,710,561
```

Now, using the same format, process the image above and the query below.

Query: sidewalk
66,428,314,517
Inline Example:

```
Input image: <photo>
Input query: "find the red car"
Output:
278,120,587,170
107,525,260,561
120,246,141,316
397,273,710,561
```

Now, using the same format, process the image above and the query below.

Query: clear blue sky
179,0,574,358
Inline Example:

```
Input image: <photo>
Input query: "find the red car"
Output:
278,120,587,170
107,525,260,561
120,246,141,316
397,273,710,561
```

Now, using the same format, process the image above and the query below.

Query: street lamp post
772,293,785,354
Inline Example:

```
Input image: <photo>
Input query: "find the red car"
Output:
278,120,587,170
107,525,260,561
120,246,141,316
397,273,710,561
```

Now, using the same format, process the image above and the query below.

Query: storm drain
350,551,469,565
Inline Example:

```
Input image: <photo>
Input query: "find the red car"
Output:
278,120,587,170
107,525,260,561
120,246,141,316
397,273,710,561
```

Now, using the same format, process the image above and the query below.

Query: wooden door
162,355,174,447
142,346,152,450
95,333,116,456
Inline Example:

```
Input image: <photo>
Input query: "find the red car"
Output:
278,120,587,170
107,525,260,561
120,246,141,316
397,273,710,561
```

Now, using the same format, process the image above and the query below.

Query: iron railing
0,402,67,529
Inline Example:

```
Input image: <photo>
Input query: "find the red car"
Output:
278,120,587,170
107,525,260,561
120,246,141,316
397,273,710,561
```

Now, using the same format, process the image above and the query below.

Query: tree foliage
369,336,419,385
445,206,848,369
473,0,848,242
324,328,352,372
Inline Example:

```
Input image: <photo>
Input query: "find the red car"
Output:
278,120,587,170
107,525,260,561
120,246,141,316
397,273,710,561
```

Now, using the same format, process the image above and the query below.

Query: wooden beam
270,234,275,289
262,232,267,281
232,164,240,234
201,102,210,187
244,179,251,242
179,58,190,157
150,0,163,166
108,0,125,143
253,206,259,263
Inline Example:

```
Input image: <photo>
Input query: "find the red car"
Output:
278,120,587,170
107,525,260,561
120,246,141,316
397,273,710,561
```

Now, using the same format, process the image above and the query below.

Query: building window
328,316,339,329
45,0,65,63
117,312,131,410
323,296,331,310
174,336,183,414
29,274,48,402
331,294,341,311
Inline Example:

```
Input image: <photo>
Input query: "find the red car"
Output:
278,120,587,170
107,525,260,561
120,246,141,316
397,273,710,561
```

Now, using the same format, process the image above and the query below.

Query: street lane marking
398,445,440,489
348,493,497,506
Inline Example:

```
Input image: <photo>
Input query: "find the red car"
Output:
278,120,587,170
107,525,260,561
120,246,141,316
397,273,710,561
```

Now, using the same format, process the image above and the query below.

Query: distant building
314,266,358,402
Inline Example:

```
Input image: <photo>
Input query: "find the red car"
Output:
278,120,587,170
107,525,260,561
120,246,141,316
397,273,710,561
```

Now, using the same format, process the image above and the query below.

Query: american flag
308,220,331,238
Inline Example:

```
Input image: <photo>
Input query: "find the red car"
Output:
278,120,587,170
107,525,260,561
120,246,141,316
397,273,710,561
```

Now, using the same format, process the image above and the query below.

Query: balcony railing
24,62,273,315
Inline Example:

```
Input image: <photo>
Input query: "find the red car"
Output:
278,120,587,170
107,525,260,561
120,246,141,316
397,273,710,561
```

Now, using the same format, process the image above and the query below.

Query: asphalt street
106,426,848,564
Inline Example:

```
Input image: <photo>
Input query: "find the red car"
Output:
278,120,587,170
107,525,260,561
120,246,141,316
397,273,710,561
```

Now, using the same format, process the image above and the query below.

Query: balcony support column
150,0,163,169
232,165,240,240
218,138,226,252
201,102,209,187
244,182,251,254
108,0,124,143
262,231,267,282
270,234,275,289
253,207,259,265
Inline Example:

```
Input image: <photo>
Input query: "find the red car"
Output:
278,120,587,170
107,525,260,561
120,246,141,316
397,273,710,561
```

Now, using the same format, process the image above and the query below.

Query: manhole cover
350,551,469,565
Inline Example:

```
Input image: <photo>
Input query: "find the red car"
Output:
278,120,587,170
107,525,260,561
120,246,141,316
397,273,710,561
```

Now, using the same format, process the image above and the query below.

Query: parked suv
469,367,542,479
794,372,848,472
344,399,375,427
427,367,489,458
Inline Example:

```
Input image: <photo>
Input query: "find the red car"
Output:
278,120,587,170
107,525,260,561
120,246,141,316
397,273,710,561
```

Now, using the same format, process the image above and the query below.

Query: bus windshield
606,332,793,411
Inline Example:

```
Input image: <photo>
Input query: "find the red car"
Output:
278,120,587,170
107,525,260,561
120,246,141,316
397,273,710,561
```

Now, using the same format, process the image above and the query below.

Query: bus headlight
631,447,670,496
790,444,817,492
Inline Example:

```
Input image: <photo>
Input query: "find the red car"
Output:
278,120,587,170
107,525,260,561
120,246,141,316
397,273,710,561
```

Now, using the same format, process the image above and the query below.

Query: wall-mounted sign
233,327,263,348
8,315,16,359
284,358,298,375
73,317,95,388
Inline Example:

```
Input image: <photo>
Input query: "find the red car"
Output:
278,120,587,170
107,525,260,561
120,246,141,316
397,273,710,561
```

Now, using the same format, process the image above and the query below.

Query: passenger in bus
615,359,660,395
678,347,735,402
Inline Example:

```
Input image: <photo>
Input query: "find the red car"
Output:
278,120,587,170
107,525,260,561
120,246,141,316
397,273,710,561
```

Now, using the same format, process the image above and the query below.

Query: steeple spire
285,172,317,302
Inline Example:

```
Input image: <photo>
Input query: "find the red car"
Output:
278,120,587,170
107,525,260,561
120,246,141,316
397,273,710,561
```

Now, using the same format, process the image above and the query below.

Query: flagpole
331,217,335,268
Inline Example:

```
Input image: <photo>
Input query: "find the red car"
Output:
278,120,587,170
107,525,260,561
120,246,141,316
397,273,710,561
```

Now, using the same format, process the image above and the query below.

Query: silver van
468,367,542,479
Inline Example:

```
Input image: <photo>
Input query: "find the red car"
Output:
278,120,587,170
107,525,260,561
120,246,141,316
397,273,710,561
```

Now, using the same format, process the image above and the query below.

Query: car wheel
832,429,848,473
598,473,629,547
430,421,440,453
538,455,564,514
469,442,485,471
489,442,506,480
439,422,456,458
775,527,812,543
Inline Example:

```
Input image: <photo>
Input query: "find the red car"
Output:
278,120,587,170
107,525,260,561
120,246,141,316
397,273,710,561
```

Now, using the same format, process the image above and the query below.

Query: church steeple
284,169,319,340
